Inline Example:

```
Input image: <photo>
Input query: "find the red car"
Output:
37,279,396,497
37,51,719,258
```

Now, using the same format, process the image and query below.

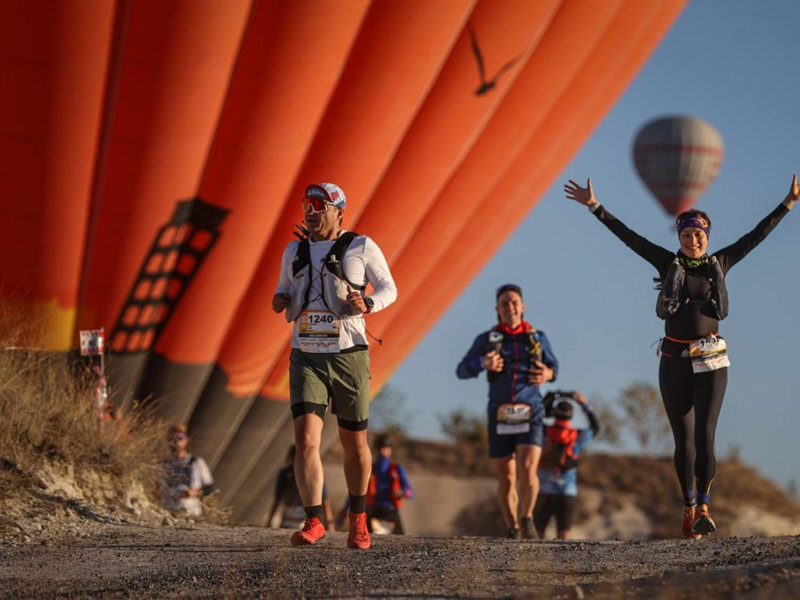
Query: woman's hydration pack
655,255,728,320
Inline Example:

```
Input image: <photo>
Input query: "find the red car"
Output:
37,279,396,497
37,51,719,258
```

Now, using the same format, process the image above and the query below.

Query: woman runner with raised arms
564,174,799,537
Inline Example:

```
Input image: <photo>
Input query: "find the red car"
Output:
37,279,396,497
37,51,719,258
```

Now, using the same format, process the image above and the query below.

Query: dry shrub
198,491,233,525
0,344,167,507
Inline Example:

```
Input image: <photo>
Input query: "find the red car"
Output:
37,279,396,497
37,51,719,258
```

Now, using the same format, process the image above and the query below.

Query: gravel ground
1,523,799,599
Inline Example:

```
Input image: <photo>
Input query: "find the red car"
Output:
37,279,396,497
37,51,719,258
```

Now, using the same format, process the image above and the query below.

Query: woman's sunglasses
301,197,336,214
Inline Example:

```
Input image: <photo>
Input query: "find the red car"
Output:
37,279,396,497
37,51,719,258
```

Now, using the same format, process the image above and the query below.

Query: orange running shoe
692,507,717,536
291,517,326,546
681,506,701,539
347,511,371,549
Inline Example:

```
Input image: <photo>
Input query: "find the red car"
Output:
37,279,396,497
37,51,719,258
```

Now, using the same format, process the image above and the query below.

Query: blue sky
388,0,800,492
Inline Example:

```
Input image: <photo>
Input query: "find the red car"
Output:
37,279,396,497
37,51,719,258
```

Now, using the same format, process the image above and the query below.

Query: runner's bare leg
293,414,325,507
516,444,542,519
494,455,518,529
339,428,371,496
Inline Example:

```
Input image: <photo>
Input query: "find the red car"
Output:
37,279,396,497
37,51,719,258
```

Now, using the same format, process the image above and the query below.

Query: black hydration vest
655,255,729,320
291,231,365,314
485,327,542,384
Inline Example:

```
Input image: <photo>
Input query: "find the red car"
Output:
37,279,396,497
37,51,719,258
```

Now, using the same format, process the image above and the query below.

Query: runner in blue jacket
456,284,558,539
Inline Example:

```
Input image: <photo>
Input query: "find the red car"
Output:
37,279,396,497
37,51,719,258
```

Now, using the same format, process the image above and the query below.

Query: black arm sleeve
714,203,790,272
593,205,674,271
586,409,600,437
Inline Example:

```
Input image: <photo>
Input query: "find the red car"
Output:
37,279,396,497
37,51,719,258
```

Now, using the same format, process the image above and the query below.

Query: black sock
349,494,367,514
304,505,323,519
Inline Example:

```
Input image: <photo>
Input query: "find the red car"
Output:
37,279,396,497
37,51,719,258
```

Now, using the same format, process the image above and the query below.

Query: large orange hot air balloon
632,115,724,216
0,0,690,522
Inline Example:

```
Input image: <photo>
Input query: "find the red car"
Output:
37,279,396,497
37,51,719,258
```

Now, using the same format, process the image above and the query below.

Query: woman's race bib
689,335,730,373
496,403,531,435
298,310,340,353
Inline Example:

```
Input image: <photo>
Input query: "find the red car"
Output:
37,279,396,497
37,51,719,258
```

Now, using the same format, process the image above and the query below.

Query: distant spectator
534,391,599,540
161,424,214,517
365,435,414,534
335,435,414,535
267,446,334,531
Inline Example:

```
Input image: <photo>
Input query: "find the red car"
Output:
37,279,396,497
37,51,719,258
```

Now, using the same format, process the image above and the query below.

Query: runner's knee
339,428,370,458
294,429,322,455
497,472,515,492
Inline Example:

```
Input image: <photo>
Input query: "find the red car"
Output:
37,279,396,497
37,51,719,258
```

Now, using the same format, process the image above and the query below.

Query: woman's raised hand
564,178,597,207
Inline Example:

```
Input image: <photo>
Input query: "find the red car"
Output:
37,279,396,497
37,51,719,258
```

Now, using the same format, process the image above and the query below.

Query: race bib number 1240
298,310,340,353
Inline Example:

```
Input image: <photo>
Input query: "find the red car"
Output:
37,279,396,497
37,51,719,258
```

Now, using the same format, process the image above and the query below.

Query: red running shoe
681,506,701,539
291,517,326,546
692,507,717,536
347,512,371,549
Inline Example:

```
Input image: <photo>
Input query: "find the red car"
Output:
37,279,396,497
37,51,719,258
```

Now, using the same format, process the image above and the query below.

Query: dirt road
1,523,799,598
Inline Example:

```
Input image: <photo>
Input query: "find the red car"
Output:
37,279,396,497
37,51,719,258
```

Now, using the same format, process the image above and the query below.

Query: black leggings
658,355,727,503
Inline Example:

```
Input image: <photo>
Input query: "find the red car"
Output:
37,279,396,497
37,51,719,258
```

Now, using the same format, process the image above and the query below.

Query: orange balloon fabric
0,0,690,520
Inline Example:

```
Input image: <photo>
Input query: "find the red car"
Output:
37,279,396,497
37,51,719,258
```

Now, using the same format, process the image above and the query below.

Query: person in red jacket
366,435,414,534
335,435,414,534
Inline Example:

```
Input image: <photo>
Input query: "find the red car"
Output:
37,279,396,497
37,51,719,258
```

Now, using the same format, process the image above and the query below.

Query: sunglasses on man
301,196,338,214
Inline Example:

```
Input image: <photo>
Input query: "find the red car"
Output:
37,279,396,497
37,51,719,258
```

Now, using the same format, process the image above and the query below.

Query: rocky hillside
3,435,798,544
323,438,800,540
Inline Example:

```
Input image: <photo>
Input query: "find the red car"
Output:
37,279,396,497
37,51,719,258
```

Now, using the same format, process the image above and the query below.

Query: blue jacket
369,456,414,509
456,322,558,408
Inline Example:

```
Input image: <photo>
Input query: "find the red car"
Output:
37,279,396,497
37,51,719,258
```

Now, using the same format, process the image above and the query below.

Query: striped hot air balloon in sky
632,115,724,216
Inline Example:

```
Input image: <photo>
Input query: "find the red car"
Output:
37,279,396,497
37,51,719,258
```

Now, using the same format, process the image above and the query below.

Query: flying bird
468,22,525,96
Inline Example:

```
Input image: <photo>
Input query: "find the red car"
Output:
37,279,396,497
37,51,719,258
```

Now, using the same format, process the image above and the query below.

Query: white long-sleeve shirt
276,231,397,352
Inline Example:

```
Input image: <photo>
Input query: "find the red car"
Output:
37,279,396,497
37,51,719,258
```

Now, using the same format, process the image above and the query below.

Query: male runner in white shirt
272,182,397,549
